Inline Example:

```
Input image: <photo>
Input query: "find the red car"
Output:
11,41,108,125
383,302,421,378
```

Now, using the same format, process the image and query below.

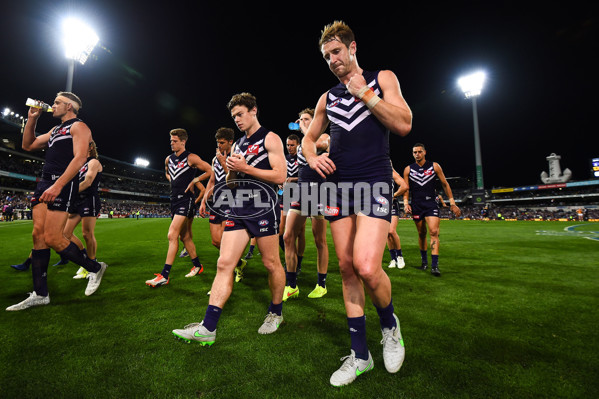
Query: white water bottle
25,98,52,112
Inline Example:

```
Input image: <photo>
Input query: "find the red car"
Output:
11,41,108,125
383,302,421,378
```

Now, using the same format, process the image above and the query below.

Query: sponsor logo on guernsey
246,144,260,155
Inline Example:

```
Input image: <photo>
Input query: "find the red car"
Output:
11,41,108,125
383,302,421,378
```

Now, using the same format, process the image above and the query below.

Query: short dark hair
413,143,426,150
215,127,234,141
170,128,188,142
227,92,257,112
287,134,300,143
56,91,82,115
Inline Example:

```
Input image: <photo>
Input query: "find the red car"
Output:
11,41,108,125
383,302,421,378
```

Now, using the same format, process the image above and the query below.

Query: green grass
1,218,598,398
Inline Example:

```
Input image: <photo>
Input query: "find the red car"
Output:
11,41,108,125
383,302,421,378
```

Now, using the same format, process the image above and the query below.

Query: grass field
1,218,598,398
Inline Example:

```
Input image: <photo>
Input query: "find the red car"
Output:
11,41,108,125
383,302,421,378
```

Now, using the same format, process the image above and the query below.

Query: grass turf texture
1,218,598,398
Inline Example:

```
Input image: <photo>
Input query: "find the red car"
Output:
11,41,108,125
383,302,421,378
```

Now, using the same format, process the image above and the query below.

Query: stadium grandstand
1,112,171,220
1,111,598,222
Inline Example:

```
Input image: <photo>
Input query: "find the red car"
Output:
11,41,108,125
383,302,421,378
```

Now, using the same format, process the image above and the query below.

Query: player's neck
416,159,426,167
244,122,261,138
60,112,76,123
339,65,362,85
175,148,186,156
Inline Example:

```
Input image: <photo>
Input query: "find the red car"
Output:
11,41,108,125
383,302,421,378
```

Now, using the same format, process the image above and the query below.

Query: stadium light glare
62,17,99,92
62,18,99,65
3,108,10,116
134,158,150,168
458,71,486,98
458,70,486,191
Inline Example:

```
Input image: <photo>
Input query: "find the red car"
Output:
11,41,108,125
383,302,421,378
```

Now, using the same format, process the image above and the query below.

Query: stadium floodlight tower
458,71,486,190
62,18,99,92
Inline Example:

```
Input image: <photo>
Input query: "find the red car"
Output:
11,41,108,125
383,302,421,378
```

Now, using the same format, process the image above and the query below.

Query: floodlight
458,71,486,98
62,18,99,65
3,108,10,116
135,158,150,168
458,70,487,191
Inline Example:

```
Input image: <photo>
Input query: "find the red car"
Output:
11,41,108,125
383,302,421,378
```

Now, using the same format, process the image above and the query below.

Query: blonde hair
89,140,98,159
319,21,355,49
56,91,82,115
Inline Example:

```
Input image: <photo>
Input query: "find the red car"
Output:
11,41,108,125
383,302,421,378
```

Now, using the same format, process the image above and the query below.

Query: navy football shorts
31,177,78,213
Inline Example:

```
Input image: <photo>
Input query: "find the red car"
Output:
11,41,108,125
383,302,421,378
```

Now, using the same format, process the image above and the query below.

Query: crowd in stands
1,138,598,221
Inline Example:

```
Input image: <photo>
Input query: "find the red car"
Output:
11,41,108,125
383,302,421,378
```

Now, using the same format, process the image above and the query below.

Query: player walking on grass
302,21,411,386
197,127,248,282
65,141,103,279
283,108,330,301
403,143,461,276
7,92,107,311
173,92,286,344
280,133,305,269
145,129,212,287
387,163,409,269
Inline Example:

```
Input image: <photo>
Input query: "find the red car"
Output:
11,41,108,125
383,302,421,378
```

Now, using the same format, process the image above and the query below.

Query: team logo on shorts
209,215,215,220
225,220,235,227
258,219,269,226
375,196,388,205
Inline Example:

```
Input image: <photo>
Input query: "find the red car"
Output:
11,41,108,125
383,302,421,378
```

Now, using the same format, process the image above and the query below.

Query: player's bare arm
346,70,412,137
21,104,51,152
302,93,334,179
164,156,171,182
392,168,408,197
185,153,213,194
402,165,412,214
434,162,462,217
79,158,101,192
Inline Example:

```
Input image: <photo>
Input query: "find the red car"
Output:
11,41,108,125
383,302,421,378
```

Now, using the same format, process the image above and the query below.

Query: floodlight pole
66,58,75,92
471,96,484,190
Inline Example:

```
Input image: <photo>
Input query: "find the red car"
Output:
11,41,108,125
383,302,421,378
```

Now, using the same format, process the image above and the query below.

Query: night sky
2,1,597,188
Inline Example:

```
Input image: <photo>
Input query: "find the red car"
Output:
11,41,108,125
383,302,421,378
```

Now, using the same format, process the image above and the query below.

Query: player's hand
216,149,227,163
40,183,62,203
346,73,368,98
226,153,247,173
184,181,196,194
404,204,412,215
450,204,461,217
28,100,44,119
308,152,335,179
298,118,309,134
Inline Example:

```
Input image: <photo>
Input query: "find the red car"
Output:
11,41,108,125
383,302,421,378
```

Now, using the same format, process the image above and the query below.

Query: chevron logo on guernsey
326,80,379,132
